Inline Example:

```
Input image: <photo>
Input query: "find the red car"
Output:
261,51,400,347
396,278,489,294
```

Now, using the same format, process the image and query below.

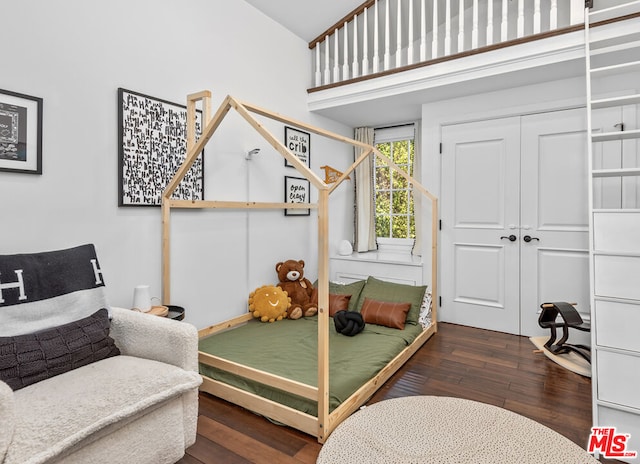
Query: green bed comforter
198,316,423,416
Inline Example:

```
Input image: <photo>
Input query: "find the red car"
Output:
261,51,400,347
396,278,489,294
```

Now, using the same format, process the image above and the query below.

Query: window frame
373,124,416,242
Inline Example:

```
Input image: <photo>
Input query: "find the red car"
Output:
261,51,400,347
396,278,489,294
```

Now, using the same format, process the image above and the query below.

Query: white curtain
413,121,422,255
354,127,376,252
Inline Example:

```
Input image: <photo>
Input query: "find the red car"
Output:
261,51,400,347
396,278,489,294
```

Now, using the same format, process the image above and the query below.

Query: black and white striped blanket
0,244,110,337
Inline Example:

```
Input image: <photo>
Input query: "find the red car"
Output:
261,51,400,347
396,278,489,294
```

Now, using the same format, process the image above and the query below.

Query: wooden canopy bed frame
161,90,438,443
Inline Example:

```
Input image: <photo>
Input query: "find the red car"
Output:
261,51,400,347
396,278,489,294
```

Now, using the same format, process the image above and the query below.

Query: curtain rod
374,122,415,131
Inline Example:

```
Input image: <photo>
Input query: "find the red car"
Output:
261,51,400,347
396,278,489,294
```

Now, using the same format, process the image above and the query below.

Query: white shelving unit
587,2,640,462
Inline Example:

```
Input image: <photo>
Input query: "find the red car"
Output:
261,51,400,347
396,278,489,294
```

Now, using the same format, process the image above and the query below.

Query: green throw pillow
328,280,366,312
354,276,427,325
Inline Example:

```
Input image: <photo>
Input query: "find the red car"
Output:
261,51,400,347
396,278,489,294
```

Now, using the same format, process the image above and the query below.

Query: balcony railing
309,0,586,89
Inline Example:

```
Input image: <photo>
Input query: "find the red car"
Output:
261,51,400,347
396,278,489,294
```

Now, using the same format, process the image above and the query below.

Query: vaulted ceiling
243,0,363,42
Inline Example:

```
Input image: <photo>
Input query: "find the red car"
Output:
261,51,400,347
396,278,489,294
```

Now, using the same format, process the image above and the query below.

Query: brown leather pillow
329,293,351,317
360,297,411,329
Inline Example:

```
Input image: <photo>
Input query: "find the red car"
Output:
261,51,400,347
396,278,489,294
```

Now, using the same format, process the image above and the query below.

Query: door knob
500,235,517,242
523,235,539,243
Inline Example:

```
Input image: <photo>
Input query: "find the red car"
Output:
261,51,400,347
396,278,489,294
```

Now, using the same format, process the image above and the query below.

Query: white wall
0,0,354,330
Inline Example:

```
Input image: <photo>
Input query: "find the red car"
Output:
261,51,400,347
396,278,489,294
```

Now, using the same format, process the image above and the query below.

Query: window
373,125,415,240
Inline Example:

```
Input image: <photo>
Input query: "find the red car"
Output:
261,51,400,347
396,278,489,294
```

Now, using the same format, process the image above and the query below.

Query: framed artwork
284,176,310,216
118,88,204,206
284,126,310,168
0,89,43,174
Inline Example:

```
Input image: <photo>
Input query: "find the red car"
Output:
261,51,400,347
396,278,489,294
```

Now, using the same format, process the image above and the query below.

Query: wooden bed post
162,90,212,304
317,187,330,442
161,201,171,304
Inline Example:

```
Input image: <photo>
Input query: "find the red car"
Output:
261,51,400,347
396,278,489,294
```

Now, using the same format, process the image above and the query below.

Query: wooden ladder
586,2,640,462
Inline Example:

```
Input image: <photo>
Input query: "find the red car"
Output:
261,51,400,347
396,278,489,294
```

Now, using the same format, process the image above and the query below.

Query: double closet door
440,108,590,336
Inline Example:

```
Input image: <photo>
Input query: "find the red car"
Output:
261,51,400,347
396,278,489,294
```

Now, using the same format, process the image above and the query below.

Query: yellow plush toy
248,285,291,322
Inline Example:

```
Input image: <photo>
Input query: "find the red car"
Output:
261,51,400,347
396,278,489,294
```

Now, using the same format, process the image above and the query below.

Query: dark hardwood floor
178,322,614,463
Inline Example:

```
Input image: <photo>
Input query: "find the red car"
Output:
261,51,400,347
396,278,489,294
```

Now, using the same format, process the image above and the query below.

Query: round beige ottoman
317,396,598,463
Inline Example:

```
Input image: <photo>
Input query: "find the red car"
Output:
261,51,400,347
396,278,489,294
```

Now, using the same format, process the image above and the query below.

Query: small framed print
284,176,310,216
284,126,310,168
0,89,43,175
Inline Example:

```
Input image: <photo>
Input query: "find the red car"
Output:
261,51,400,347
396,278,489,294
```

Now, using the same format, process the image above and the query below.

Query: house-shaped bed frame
161,90,438,443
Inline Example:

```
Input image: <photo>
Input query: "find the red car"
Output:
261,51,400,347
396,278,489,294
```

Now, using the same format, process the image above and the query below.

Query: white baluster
343,22,349,81
486,0,494,46
352,14,359,78
333,30,340,83
432,0,439,59
384,0,391,70
314,45,321,87
533,0,541,34
501,0,508,42
517,0,524,38
362,7,369,75
396,0,402,67
550,0,558,30
324,35,330,85
445,0,451,55
569,0,584,25
458,0,465,53
373,1,380,73
420,0,427,61
472,0,479,49
407,0,414,65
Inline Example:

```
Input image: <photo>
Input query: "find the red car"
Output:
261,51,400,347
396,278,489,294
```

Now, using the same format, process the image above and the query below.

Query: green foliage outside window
374,140,415,239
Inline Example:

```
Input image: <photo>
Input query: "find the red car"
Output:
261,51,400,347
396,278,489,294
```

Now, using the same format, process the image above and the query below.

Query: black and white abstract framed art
284,176,310,216
118,88,204,206
284,126,310,169
0,89,43,175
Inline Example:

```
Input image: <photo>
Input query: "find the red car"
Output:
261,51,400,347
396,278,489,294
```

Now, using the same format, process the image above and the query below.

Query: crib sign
284,126,310,168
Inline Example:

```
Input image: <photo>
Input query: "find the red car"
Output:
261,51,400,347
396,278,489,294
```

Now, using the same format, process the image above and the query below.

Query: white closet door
441,117,521,334
441,108,591,336
519,108,590,336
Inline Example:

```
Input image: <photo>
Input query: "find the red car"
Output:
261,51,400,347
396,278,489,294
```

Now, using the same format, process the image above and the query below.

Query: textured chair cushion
0,309,120,390
6,355,202,464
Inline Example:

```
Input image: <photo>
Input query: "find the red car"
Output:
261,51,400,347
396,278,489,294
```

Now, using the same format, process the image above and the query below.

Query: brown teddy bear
276,259,318,320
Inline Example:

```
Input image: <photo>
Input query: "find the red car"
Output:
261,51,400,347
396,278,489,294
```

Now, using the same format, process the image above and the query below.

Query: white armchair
0,307,202,464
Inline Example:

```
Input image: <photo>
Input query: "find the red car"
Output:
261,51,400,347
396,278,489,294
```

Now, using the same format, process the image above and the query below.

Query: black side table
166,305,185,321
